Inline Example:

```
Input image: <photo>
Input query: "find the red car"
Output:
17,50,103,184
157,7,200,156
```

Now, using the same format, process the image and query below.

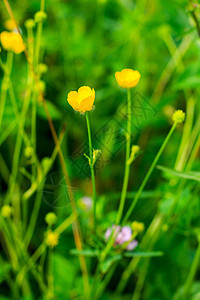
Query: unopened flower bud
34,11,47,23
45,212,57,226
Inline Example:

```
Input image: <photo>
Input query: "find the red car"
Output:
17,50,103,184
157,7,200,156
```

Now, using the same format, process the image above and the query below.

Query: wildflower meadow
0,0,200,299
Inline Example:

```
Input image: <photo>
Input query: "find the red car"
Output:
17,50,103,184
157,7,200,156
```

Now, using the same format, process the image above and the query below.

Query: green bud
25,19,35,29
34,11,47,23
45,212,57,226
38,63,48,74
24,146,33,158
1,205,13,218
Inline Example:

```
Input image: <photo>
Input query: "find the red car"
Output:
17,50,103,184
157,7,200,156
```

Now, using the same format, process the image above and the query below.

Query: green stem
184,238,200,297
24,188,43,248
34,0,45,68
100,89,132,262
27,23,37,182
123,122,177,224
115,88,131,225
0,51,13,128
174,95,195,171
86,112,96,233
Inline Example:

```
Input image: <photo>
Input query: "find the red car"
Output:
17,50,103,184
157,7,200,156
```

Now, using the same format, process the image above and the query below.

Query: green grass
0,0,200,299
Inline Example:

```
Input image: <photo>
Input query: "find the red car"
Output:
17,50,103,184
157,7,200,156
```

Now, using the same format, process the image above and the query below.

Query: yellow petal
115,72,125,88
67,91,80,111
0,31,13,51
0,31,25,54
78,86,95,112
79,95,95,112
11,33,25,54
78,86,93,102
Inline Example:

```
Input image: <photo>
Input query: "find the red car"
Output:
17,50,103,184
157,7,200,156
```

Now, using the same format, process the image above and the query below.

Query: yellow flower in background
4,19,16,31
115,68,141,88
131,221,144,233
67,86,95,113
0,31,25,54
172,110,185,124
45,230,59,248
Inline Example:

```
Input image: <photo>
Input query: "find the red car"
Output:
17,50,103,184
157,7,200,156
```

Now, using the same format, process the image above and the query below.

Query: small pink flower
105,225,138,251
105,225,121,241
115,226,132,245
126,240,138,251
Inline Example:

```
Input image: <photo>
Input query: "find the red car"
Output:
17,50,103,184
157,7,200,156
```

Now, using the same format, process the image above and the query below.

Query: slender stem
24,188,43,248
100,89,132,262
0,51,13,128
190,9,200,38
94,264,117,299
132,258,150,300
116,88,131,225
86,112,97,233
184,238,200,297
34,0,45,67
27,24,36,182
174,95,194,170
123,122,177,224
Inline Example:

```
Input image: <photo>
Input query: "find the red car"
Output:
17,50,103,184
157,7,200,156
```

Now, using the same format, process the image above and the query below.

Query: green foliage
0,0,200,299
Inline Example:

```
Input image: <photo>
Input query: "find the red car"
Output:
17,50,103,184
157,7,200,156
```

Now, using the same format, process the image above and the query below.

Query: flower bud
131,221,144,233
1,205,12,218
45,212,57,226
34,11,47,23
37,63,48,74
25,19,35,29
24,146,33,158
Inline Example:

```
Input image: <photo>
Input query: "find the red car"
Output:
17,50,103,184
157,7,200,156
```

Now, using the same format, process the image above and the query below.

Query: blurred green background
0,0,200,299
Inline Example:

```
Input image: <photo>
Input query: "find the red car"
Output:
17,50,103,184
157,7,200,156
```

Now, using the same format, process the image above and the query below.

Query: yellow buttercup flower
131,221,144,233
67,86,95,113
0,31,25,54
115,68,141,88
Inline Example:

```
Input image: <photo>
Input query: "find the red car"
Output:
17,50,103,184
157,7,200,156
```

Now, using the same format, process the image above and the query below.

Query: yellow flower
4,19,16,31
115,68,141,88
1,205,13,218
131,221,144,233
67,86,95,113
45,230,59,248
0,31,25,54
172,110,185,124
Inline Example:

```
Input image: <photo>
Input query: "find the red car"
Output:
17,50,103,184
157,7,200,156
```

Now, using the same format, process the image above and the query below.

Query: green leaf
157,165,200,182
173,76,200,90
70,249,100,257
51,253,76,298
124,251,164,258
